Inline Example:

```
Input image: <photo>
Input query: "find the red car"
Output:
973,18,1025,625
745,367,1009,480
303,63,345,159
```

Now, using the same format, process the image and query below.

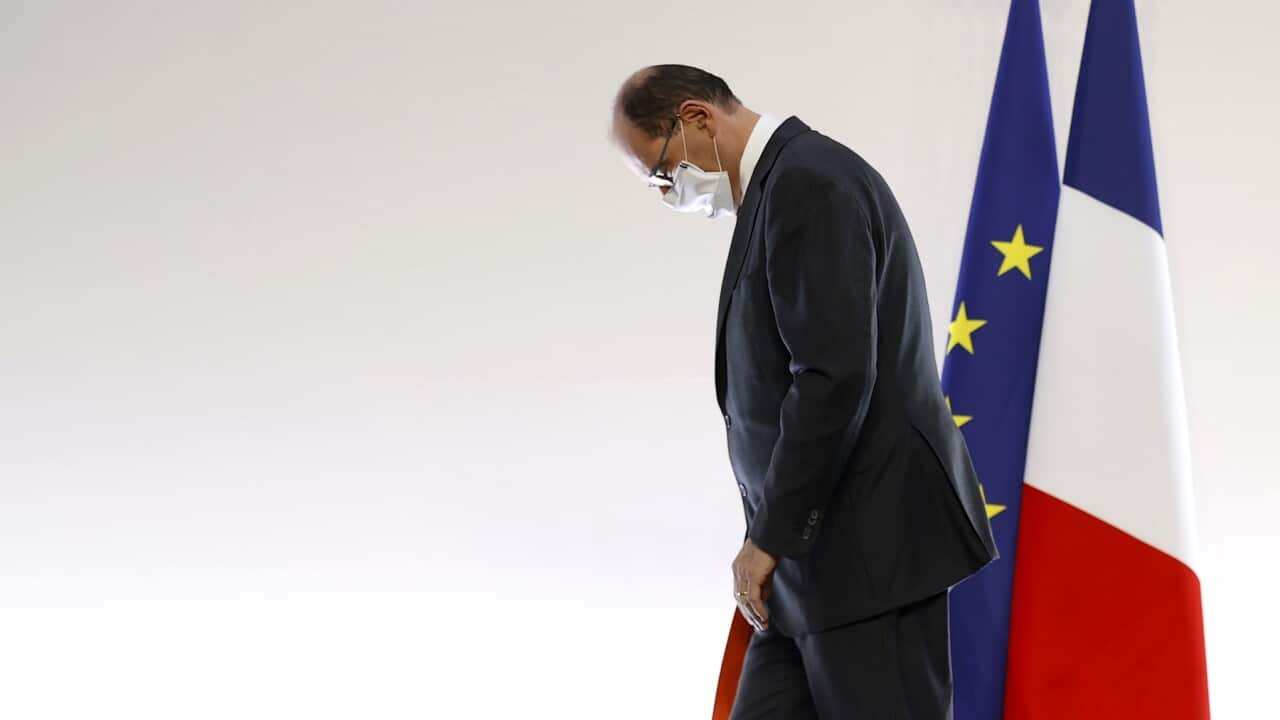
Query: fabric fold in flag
1005,0,1210,717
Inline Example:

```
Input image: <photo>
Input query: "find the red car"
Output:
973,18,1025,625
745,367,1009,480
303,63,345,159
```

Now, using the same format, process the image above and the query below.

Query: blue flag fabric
942,1,1060,718
1063,0,1162,234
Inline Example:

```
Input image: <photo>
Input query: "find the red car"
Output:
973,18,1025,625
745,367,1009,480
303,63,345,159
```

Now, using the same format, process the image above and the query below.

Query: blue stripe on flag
1063,0,1163,235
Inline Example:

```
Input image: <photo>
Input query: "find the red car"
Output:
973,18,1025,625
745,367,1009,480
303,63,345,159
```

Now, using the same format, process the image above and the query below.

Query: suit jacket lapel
714,116,810,413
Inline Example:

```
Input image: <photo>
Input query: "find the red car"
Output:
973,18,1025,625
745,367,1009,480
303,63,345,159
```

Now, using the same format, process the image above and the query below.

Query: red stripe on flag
711,610,752,720
1006,485,1210,718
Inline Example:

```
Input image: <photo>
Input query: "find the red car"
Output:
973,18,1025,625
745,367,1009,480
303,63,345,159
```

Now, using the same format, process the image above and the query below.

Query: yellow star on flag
947,302,987,355
946,396,972,428
980,484,1006,519
991,224,1045,279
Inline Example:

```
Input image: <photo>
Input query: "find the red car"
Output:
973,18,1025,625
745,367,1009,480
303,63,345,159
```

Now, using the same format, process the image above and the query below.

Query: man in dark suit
610,65,999,718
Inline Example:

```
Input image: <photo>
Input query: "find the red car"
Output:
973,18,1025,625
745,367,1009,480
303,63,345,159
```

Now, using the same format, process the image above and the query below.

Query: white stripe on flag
1023,186,1198,570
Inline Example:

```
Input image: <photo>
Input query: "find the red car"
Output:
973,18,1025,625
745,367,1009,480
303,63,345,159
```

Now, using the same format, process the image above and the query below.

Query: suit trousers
728,589,953,720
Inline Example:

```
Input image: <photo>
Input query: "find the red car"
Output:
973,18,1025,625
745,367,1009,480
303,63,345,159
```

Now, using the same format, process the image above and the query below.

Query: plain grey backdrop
2,1,1276,718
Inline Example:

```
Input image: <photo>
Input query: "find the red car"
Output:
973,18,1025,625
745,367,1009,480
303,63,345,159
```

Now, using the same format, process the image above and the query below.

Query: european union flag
942,1,1060,718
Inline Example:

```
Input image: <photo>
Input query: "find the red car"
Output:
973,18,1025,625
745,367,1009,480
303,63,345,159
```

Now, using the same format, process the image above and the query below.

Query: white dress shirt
737,112,785,203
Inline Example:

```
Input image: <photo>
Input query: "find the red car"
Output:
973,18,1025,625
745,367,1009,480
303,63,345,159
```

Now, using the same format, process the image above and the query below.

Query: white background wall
1,1,1275,717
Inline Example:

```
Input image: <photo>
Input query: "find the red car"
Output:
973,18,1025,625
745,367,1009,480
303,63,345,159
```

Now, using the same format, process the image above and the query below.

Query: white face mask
661,119,736,219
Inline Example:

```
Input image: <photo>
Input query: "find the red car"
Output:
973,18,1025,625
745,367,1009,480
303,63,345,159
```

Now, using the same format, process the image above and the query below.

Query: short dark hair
616,64,741,139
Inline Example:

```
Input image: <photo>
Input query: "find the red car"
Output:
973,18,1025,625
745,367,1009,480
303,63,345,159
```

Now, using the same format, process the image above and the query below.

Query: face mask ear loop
712,133,723,172
678,117,689,163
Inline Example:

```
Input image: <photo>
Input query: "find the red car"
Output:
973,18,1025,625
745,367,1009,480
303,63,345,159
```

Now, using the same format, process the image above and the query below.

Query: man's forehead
613,118,664,177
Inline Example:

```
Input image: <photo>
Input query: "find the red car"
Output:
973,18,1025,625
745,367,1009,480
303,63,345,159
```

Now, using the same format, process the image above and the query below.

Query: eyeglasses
646,117,681,189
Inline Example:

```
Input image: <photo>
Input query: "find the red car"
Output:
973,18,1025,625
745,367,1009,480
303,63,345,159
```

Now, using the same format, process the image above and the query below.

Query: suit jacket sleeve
747,166,879,559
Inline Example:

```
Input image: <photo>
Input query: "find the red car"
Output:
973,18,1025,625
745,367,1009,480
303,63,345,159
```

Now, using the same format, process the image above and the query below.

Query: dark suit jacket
716,116,999,636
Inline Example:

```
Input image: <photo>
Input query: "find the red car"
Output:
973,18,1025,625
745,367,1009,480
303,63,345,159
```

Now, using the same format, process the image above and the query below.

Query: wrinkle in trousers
728,589,953,720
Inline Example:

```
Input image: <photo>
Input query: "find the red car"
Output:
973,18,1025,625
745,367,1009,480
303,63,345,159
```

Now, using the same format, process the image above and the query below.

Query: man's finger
747,578,770,627
734,586,763,631
737,598,764,632
732,558,768,631
732,571,760,630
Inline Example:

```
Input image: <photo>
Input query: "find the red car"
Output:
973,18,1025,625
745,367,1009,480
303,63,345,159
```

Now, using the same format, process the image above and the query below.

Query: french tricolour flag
1005,1,1211,716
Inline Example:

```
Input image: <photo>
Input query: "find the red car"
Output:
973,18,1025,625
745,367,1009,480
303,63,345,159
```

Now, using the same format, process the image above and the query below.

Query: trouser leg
729,620,820,720
798,590,954,719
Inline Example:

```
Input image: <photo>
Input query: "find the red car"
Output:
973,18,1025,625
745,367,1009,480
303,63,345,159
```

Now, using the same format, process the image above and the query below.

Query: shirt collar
738,112,785,195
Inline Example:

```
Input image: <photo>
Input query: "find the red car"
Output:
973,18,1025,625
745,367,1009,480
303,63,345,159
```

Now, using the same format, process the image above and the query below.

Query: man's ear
676,100,713,129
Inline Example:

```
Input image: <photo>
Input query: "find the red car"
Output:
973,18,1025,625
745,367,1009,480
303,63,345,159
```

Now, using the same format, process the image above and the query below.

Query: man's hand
732,538,778,632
